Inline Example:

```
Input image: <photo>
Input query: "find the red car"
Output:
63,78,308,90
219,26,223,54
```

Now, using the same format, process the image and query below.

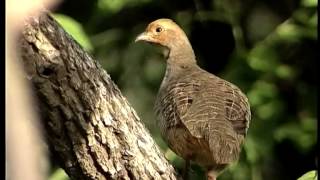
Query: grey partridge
135,19,251,180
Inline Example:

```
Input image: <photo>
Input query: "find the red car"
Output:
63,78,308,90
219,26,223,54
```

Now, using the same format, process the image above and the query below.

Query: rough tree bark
18,12,179,180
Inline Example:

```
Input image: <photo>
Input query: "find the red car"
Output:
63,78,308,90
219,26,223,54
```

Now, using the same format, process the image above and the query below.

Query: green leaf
301,0,317,7
49,168,69,180
309,13,317,27
248,45,278,72
256,100,282,120
275,65,296,80
276,22,303,42
97,0,151,13
274,117,317,152
244,136,259,164
98,0,126,12
247,81,278,107
51,14,93,51
298,170,317,180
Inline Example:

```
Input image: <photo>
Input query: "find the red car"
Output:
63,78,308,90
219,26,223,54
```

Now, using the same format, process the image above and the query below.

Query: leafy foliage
52,14,93,51
298,170,318,180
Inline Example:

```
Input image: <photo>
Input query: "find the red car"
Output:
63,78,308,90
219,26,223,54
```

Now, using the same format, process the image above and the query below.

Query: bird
135,18,251,180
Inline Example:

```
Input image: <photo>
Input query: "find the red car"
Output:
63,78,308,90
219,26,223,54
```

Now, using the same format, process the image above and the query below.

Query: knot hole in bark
39,65,55,77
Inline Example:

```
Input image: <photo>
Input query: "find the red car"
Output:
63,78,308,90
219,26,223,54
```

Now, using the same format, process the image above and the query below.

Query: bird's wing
155,71,206,138
156,78,202,132
156,68,251,139
217,79,251,136
175,74,251,139
160,74,251,164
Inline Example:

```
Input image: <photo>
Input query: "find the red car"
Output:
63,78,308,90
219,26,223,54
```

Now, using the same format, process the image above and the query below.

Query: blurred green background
49,0,317,179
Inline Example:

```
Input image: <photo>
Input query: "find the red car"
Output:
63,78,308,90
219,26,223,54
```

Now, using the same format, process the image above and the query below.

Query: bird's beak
135,32,151,43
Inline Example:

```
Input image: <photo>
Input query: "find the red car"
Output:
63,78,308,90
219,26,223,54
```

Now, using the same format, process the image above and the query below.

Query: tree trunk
18,12,179,180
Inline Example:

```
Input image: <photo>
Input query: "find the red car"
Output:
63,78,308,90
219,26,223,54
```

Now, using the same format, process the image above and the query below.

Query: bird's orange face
135,19,186,49
135,22,166,45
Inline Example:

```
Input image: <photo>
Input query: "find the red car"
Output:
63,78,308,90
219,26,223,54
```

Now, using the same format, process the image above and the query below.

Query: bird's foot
207,174,216,180
206,170,217,180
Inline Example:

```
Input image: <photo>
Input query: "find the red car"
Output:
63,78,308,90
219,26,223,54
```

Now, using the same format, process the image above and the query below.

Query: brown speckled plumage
136,19,251,180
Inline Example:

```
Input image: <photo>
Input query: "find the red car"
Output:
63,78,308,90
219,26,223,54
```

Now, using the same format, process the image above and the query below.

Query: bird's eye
155,27,163,33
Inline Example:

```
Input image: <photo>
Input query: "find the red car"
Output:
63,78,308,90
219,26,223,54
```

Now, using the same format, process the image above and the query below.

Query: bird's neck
161,46,197,85
167,44,197,67
160,39,198,88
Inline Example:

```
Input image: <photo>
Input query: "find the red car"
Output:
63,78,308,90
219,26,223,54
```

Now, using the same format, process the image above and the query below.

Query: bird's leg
207,174,216,180
182,159,190,180
206,169,217,180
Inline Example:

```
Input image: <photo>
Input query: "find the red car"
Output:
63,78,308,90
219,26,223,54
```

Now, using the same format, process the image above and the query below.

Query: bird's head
135,18,195,61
